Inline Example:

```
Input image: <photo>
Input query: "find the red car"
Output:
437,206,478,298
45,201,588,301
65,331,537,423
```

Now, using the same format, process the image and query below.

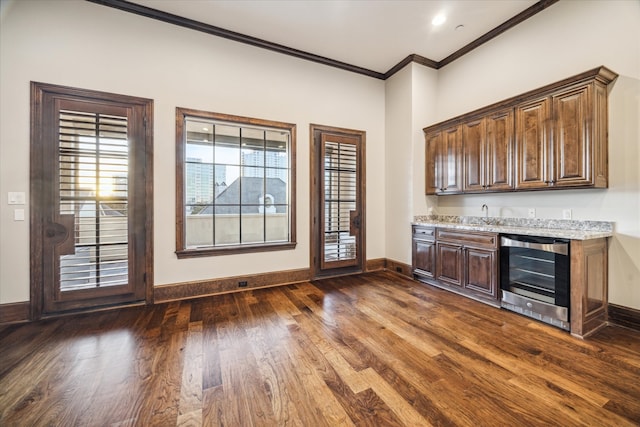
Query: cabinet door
553,84,592,187
515,98,550,189
425,131,441,195
464,248,498,300
436,242,463,287
486,109,514,191
463,119,485,192
413,239,436,279
441,125,463,194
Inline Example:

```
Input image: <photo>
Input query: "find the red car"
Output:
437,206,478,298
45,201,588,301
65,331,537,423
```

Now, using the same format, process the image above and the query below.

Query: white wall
411,65,439,222
0,0,386,303
425,0,640,309
384,63,438,264
384,66,413,263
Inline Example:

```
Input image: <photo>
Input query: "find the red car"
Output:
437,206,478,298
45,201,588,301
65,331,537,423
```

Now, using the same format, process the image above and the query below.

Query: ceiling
124,0,544,76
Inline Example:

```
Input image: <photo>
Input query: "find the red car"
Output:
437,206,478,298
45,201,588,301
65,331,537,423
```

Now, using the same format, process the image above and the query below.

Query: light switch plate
528,208,536,218
14,208,25,221
562,209,572,220
8,192,26,205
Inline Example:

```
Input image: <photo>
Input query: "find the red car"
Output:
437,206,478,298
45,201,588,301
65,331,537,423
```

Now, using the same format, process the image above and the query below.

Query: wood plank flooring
1,271,639,426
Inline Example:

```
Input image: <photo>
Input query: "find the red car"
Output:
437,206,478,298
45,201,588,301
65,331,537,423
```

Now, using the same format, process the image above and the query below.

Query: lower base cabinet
415,227,500,306
412,226,436,280
436,242,463,288
412,225,610,338
464,247,497,299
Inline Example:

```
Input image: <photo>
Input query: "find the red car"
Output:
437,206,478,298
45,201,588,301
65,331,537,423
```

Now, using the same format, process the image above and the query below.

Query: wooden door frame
29,82,154,320
310,124,366,279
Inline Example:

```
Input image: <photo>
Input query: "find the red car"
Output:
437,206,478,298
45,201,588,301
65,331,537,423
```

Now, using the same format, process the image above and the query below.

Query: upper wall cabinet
425,125,463,195
424,66,617,195
462,109,514,193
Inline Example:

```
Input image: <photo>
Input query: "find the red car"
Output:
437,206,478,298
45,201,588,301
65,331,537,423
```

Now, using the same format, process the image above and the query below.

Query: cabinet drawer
436,228,498,249
413,225,435,240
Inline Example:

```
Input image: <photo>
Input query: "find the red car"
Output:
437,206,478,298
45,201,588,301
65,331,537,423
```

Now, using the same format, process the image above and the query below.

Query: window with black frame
175,108,296,257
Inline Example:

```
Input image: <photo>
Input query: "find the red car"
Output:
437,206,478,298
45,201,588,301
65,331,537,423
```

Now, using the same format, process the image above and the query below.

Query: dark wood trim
385,259,413,278
437,0,559,68
86,0,556,80
175,108,297,257
86,0,385,80
30,82,154,319
365,258,386,272
154,268,311,303
142,90,155,305
609,304,640,332
176,243,297,259
0,302,30,325
310,124,366,280
411,54,440,71
383,54,439,79
384,55,415,79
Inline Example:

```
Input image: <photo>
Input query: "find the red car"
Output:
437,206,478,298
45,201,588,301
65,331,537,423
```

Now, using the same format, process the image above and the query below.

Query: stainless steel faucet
481,204,489,220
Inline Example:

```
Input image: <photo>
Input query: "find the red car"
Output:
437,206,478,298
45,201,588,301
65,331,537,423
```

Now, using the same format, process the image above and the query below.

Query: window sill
175,242,297,259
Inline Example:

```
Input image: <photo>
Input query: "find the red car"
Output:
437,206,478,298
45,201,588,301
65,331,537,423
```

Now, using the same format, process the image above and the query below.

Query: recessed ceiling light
432,13,446,26
202,127,209,131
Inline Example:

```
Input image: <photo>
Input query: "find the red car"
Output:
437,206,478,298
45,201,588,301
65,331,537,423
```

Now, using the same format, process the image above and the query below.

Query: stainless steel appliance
500,234,570,331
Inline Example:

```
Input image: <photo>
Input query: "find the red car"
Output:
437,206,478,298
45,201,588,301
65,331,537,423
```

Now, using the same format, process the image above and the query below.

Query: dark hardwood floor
1,271,639,426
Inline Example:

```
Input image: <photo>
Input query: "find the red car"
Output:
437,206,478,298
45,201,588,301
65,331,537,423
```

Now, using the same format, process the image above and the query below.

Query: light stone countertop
412,215,613,240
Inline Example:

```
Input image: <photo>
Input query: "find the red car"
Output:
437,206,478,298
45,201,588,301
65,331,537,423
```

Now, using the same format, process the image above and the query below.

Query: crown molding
86,0,558,80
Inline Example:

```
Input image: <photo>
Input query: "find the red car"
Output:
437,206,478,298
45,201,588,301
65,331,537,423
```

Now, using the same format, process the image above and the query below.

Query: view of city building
185,157,214,204
241,150,288,182
186,150,288,206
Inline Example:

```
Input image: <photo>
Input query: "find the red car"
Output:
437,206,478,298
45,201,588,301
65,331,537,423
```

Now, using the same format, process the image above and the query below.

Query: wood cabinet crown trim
422,66,617,134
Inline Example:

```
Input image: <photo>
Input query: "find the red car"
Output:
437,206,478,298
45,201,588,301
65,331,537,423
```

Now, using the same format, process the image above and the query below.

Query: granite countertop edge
412,218,613,241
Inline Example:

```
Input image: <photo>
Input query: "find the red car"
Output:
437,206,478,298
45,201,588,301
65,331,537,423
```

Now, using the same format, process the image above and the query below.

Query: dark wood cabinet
436,241,463,287
486,109,514,191
425,132,440,195
413,227,499,306
515,83,609,190
464,247,498,299
437,229,499,304
515,97,550,189
553,85,590,186
412,226,436,280
552,84,608,188
425,66,617,195
462,119,485,192
463,110,514,193
425,126,463,195
412,225,609,335
441,126,464,194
